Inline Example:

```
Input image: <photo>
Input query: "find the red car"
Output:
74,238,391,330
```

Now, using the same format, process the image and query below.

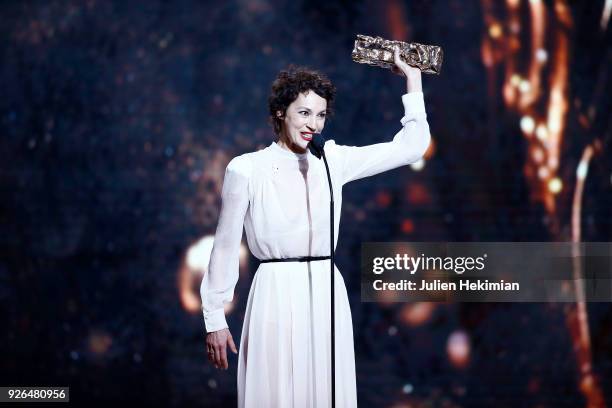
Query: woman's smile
300,131,314,141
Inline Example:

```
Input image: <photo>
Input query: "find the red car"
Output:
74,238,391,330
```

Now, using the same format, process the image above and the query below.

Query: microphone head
308,133,326,159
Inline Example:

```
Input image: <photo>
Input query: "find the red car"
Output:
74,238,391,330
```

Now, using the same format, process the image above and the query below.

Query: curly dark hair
268,65,337,136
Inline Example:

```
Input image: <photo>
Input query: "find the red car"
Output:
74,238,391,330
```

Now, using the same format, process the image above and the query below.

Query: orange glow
89,331,113,355
423,137,436,160
386,0,409,41
178,235,248,314
447,330,470,369
376,191,392,207
520,0,546,108
547,177,563,194
178,236,214,314
401,219,414,234
488,23,502,38
178,263,203,313
400,302,435,327
481,37,494,68
480,1,604,402
407,183,431,205
502,0,521,107
531,147,544,163
492,0,572,217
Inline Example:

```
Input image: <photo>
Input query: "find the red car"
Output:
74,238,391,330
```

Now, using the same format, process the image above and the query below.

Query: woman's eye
299,111,309,116
318,114,326,118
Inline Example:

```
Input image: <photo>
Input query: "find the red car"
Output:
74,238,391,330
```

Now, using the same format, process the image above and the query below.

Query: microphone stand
309,137,335,408
322,151,335,408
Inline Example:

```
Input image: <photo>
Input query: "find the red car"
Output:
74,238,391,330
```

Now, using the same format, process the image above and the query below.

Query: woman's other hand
392,46,423,93
206,328,238,370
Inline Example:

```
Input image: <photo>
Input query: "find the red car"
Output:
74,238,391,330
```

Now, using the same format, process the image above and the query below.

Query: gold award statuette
352,34,443,75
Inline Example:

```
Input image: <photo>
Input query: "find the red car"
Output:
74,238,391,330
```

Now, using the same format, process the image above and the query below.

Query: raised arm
334,92,430,184
335,47,430,184
200,155,250,333
337,48,431,183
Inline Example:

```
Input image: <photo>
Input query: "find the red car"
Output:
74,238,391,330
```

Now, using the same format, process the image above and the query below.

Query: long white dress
201,92,430,407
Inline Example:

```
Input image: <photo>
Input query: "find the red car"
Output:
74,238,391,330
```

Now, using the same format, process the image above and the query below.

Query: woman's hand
206,328,238,370
391,46,423,93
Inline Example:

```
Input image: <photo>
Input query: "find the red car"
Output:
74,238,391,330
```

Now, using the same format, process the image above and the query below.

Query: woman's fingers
393,46,407,76
207,344,228,369
206,341,220,369
219,344,228,369
213,346,222,369
393,46,400,63
228,334,238,354
393,47,403,66
206,344,215,366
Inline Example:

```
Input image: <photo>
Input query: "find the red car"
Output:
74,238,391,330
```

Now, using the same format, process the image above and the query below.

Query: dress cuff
400,92,426,126
204,309,229,333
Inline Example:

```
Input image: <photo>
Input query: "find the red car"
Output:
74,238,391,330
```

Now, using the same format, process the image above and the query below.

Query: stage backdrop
1,0,611,406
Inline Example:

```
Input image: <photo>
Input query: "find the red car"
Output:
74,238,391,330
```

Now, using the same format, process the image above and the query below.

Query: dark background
1,0,611,406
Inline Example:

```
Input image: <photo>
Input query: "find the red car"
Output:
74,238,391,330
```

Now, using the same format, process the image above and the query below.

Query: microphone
308,133,326,159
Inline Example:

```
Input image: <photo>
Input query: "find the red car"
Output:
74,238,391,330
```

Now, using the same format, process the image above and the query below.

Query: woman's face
277,90,327,153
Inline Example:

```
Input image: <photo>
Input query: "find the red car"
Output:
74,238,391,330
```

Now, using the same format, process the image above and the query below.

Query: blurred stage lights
89,331,112,355
518,79,531,93
186,235,215,271
520,116,535,134
447,330,470,369
576,161,588,180
401,219,415,234
538,166,550,180
535,48,548,62
401,383,414,394
547,177,562,194
531,147,544,163
479,1,606,404
179,235,247,314
488,23,502,38
536,123,548,140
400,302,435,327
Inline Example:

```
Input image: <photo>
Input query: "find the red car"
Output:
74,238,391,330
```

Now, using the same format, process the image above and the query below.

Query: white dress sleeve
200,155,251,333
333,92,431,184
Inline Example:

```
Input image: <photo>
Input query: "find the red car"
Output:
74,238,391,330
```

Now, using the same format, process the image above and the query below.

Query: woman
201,47,430,407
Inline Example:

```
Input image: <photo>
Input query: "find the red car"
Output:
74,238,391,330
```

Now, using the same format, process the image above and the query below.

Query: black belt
259,256,331,263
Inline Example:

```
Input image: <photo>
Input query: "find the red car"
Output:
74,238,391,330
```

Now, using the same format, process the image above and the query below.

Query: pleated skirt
237,260,357,407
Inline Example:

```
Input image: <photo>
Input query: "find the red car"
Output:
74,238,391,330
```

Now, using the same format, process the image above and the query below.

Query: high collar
270,141,309,160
